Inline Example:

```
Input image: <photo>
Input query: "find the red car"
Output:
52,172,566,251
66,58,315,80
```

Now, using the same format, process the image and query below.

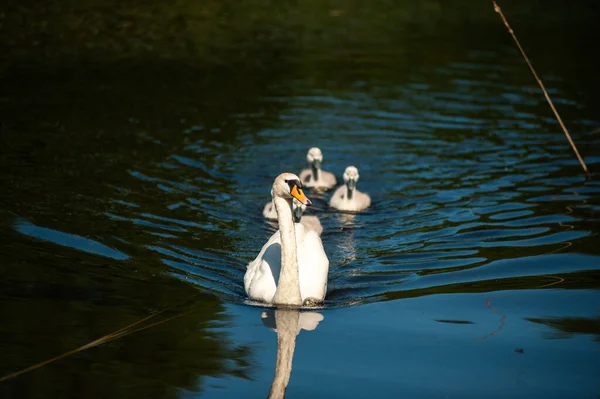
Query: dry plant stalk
0,293,198,383
493,1,590,178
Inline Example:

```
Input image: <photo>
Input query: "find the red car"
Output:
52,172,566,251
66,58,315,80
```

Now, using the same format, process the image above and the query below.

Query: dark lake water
1,1,600,398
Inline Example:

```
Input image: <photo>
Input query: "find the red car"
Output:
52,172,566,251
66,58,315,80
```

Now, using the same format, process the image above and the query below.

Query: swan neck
311,165,320,181
346,185,354,200
272,196,302,306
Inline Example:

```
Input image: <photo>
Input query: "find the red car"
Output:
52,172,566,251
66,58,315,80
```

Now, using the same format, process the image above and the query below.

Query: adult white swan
264,190,323,236
245,173,329,306
298,147,337,190
329,166,371,212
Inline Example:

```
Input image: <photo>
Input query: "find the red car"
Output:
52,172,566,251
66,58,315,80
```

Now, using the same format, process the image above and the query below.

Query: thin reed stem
0,293,199,383
493,1,590,178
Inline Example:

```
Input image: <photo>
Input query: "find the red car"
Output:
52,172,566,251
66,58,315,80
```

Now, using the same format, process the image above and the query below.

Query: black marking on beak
285,179,303,191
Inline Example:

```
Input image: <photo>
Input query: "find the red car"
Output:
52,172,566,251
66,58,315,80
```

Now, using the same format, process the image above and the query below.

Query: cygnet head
343,166,360,191
292,198,307,222
272,173,312,206
306,147,323,169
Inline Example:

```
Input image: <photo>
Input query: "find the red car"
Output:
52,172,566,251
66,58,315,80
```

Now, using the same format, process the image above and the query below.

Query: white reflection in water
261,309,324,399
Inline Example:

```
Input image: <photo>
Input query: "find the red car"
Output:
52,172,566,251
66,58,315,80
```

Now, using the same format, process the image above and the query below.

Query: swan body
245,222,328,304
246,173,329,306
264,190,323,236
298,147,337,190
330,166,371,212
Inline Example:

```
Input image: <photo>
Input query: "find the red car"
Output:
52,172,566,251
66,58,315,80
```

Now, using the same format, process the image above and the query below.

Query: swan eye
285,179,302,191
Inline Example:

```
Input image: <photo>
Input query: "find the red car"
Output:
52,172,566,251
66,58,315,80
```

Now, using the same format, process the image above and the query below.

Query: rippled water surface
1,1,600,398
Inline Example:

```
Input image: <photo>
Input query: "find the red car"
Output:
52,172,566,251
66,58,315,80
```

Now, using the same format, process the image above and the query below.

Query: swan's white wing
245,231,282,303
245,223,329,304
299,169,336,189
296,224,329,301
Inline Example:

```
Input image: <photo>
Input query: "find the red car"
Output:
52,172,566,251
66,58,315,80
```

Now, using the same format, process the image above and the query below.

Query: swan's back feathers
299,169,337,189
300,215,323,236
263,201,277,220
264,201,322,235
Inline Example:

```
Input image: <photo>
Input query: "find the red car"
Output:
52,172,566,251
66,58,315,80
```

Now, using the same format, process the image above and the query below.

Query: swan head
292,198,307,222
306,147,323,169
343,166,360,191
273,173,312,206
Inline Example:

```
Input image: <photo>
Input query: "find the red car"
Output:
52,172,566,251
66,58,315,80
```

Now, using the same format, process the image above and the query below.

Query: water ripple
89,55,600,308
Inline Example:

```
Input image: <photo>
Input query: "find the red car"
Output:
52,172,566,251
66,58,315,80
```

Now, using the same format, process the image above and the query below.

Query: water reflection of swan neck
264,310,324,399
268,310,299,399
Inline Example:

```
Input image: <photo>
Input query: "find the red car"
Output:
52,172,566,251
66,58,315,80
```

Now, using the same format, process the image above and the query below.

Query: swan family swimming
245,148,371,307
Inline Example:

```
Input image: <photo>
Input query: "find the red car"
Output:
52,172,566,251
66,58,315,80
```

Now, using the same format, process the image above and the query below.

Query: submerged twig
475,296,506,342
492,1,590,178
0,293,198,383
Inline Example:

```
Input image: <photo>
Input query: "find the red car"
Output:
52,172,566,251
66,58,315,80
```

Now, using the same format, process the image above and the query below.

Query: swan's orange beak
291,185,312,206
